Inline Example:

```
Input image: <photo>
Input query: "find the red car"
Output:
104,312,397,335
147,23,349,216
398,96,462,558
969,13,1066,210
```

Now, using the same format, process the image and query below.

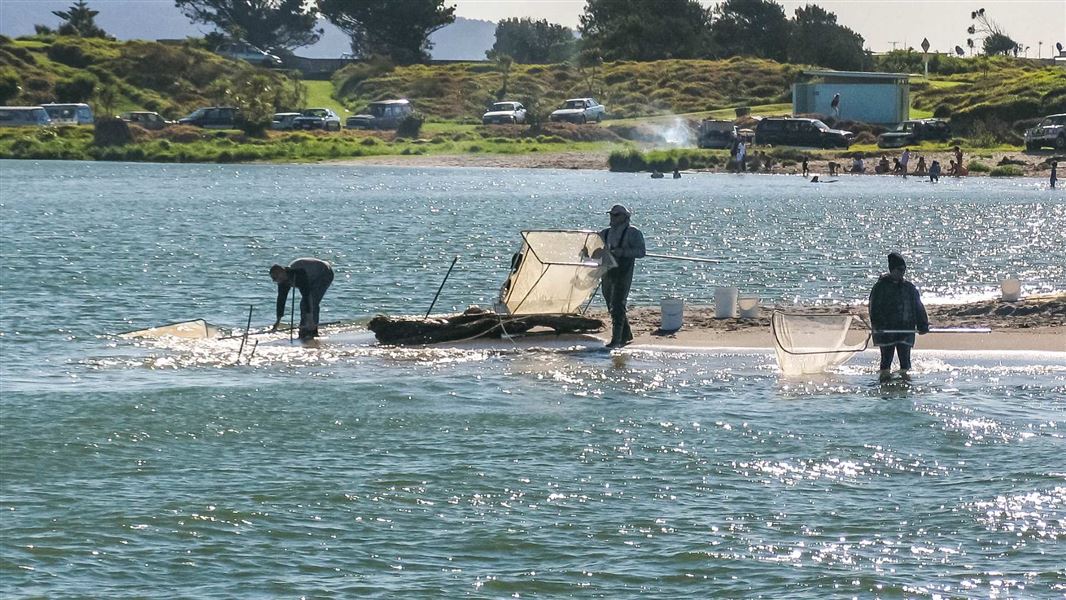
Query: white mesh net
500,230,611,315
119,319,219,340
771,312,869,376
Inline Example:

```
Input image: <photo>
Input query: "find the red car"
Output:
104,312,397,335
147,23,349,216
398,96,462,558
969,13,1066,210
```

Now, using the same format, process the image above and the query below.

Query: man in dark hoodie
869,252,929,382
598,204,647,348
270,257,334,339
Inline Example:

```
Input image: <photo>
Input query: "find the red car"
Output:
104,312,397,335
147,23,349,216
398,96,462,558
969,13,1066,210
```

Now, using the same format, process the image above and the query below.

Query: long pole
877,327,991,334
289,287,295,342
236,304,253,362
646,252,719,264
425,256,459,319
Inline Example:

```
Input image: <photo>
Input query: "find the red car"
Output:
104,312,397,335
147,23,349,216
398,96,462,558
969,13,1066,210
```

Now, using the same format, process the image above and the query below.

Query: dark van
178,106,242,129
755,117,853,148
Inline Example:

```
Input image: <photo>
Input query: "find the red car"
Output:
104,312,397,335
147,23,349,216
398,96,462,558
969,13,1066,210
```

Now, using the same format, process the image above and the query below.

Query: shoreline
332,148,1062,179
583,294,1066,353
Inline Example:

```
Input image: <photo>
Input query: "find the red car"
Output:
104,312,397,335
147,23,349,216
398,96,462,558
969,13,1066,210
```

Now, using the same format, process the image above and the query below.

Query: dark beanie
888,252,906,270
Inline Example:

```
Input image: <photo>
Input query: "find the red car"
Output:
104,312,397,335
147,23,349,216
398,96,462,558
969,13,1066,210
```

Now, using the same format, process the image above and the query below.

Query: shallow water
1,160,1064,597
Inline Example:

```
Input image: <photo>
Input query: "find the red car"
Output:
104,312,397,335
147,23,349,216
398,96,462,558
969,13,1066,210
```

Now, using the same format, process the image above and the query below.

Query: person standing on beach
1051,161,1058,189
802,157,809,177
929,160,941,182
598,205,646,349
830,93,841,119
900,149,910,178
953,145,963,169
869,252,928,382
736,140,747,173
270,257,334,339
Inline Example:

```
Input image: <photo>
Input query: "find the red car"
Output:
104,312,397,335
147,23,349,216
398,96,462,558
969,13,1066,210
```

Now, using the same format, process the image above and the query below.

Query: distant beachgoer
953,145,963,168
271,257,334,339
831,93,841,119
876,155,891,174
651,170,664,179
869,252,929,382
673,168,681,179
929,160,941,182
1051,161,1058,189
850,155,865,173
892,157,903,175
948,160,959,176
915,156,927,175
736,141,747,173
598,205,646,349
900,149,910,178
828,161,839,176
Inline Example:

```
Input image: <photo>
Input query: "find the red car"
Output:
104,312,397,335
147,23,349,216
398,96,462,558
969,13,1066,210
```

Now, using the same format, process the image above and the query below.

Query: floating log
368,311,604,345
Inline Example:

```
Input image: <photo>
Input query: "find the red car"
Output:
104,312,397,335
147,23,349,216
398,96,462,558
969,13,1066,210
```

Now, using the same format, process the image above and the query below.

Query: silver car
549,98,605,124
0,106,52,127
482,101,527,125
1024,113,1066,151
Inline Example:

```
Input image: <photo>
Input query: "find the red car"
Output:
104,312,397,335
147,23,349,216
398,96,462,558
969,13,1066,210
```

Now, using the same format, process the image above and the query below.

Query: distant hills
0,1,496,60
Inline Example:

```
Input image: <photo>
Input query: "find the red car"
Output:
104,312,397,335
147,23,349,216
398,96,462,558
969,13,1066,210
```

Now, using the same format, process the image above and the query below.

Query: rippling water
1,160,1064,597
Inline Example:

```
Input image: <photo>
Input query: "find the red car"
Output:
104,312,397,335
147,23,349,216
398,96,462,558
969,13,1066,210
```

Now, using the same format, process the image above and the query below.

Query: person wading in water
597,205,646,349
270,257,334,340
869,252,928,382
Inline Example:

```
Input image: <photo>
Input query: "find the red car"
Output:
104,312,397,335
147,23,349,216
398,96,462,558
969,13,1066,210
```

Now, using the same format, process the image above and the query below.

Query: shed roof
800,70,910,83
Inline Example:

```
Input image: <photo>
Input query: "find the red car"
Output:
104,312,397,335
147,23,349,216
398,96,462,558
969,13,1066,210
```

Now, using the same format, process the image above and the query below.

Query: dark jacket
598,224,647,273
869,274,929,346
276,258,333,320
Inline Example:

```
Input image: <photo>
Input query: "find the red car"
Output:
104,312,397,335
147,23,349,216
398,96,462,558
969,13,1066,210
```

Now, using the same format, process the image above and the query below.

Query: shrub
0,67,20,104
396,113,424,138
967,161,990,173
989,165,1023,177
47,39,91,67
54,72,98,102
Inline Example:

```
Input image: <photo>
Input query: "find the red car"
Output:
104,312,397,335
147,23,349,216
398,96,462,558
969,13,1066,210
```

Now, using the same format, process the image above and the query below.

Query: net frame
500,230,613,316
119,319,219,339
771,311,871,376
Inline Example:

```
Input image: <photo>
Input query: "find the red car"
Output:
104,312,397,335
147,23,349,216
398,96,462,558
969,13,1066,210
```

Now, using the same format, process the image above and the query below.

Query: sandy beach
339,148,1062,179
587,293,1066,352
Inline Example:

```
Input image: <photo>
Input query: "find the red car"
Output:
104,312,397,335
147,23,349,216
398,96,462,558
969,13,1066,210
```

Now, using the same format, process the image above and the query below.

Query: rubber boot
899,369,912,382
607,321,624,348
878,369,892,383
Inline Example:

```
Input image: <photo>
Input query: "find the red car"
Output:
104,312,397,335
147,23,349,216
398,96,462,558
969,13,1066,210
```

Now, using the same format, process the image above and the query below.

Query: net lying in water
119,319,219,340
499,230,612,315
771,312,869,376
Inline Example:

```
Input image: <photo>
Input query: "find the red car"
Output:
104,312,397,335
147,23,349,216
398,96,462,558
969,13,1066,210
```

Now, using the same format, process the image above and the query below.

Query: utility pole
889,41,900,51
1038,41,1043,58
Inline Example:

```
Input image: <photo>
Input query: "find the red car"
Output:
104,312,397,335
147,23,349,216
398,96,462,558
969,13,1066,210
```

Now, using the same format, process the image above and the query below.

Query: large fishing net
499,230,612,315
771,312,869,376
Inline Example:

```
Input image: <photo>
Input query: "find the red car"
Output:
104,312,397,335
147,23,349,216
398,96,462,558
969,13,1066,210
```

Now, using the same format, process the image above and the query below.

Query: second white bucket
714,286,739,318
660,297,684,331
1000,278,1021,301
737,296,760,319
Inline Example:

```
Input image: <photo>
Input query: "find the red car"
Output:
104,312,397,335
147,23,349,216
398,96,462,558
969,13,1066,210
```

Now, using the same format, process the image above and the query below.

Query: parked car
215,41,282,67
0,106,52,127
292,108,341,131
1024,113,1066,150
877,118,951,148
177,106,242,129
272,112,301,130
118,111,170,130
346,99,412,130
41,102,94,125
482,101,527,125
549,98,605,124
697,120,738,149
754,117,853,148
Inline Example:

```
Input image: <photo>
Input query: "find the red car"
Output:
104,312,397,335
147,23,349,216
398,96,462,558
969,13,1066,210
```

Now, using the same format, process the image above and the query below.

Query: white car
0,106,52,127
1024,113,1066,151
216,42,282,67
482,101,527,125
41,103,94,125
549,98,605,124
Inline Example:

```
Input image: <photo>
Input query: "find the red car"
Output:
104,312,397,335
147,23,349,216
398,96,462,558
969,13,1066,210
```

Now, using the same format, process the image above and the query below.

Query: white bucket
660,297,684,331
1000,278,1021,301
737,296,760,319
714,286,739,319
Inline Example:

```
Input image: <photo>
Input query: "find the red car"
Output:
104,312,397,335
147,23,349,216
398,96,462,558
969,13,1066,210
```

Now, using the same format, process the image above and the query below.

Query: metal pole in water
289,287,296,342
425,256,459,319
646,252,720,264
236,304,253,363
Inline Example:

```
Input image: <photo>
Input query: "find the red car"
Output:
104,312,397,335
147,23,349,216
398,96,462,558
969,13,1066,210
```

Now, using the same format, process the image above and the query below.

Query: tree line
39,0,1023,71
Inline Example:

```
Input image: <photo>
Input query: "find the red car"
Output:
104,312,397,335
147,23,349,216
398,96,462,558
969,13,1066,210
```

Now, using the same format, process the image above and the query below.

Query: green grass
301,80,350,118
989,165,1024,177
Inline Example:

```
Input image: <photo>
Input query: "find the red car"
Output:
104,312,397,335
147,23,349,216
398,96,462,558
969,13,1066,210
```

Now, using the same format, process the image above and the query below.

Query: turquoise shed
793,70,910,125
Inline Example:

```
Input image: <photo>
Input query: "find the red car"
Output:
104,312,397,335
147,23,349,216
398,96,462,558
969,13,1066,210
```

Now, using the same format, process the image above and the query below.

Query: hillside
0,35,301,118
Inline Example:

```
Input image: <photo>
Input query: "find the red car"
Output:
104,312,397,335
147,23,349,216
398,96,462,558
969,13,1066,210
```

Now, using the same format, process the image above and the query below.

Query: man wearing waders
270,257,334,340
869,252,928,382
599,205,646,348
